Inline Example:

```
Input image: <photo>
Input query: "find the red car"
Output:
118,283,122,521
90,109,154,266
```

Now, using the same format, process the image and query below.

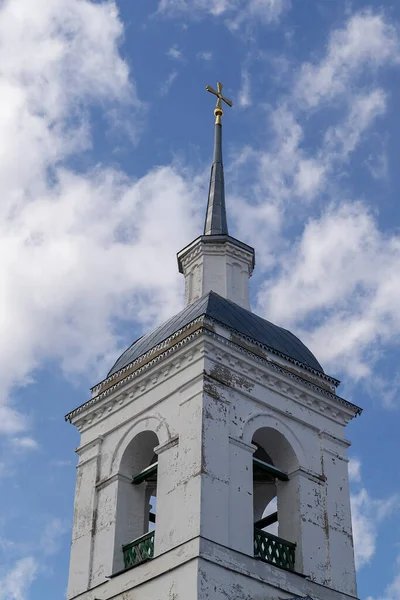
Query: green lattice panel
254,528,295,571
123,531,155,569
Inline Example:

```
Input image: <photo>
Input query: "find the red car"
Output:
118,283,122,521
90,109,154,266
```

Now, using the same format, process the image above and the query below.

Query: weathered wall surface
179,238,254,309
67,327,357,600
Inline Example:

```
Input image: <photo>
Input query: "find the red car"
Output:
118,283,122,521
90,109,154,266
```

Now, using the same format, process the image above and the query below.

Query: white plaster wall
67,330,357,599
68,342,207,598
66,537,358,600
203,338,356,590
181,239,253,308
198,540,358,600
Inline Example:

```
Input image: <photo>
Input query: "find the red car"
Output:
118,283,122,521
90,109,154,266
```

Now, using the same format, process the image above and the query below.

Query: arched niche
110,413,170,478
251,427,299,538
242,414,302,558
112,417,169,573
241,411,305,468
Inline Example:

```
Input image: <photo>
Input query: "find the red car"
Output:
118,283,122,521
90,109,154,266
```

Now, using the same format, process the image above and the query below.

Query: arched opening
114,430,159,572
252,427,298,571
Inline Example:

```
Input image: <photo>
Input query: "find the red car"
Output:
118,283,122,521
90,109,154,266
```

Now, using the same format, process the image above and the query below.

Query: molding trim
155,435,179,456
229,436,257,454
204,331,361,420
96,472,131,491
65,326,361,432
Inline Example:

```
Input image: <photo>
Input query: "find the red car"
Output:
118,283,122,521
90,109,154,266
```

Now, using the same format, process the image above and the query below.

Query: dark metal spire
204,82,232,236
204,123,228,235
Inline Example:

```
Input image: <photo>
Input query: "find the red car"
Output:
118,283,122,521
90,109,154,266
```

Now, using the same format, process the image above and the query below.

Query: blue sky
0,0,400,598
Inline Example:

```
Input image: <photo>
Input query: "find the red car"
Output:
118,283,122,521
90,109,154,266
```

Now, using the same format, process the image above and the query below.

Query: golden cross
206,81,232,124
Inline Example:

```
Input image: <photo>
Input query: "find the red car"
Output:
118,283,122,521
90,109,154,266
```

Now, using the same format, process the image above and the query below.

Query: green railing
122,531,155,569
254,528,295,571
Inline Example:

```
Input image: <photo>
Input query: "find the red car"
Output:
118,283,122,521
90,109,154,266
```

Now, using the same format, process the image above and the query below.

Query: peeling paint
209,364,254,392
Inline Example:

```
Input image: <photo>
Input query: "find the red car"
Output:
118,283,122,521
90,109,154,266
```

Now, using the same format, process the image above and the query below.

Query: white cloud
0,0,203,439
10,437,39,451
0,518,68,598
0,406,28,436
238,68,251,107
167,44,183,60
160,70,178,95
382,556,400,600
348,458,362,483
256,202,400,380
345,458,399,571
39,518,69,557
351,487,398,569
197,50,213,61
323,88,387,159
295,10,399,108
0,557,37,600
157,0,290,29
227,12,400,383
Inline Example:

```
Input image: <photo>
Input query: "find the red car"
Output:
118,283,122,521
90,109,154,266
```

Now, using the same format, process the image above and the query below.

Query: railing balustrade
122,531,155,569
254,528,295,571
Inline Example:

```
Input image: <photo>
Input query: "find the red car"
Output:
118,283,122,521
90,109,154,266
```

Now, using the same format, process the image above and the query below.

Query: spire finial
203,81,232,236
206,82,232,124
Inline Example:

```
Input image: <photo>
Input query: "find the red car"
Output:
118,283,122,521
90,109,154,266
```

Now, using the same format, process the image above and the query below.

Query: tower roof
107,291,325,378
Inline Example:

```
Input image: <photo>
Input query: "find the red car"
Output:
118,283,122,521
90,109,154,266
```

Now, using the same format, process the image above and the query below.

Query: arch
111,413,171,477
111,414,170,573
241,411,305,469
244,412,305,563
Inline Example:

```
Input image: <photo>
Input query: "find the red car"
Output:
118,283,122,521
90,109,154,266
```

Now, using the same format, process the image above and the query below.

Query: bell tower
66,82,362,600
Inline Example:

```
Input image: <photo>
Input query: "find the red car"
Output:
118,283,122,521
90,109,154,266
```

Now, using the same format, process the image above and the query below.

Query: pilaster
67,437,103,599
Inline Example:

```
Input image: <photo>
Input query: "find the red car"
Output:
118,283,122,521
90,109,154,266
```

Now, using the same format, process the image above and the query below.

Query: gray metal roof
203,123,228,236
107,292,324,377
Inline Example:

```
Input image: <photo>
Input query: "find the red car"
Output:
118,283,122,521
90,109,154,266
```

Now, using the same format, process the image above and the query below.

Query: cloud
346,458,399,571
197,50,213,61
295,10,399,108
348,458,362,483
157,0,290,29
224,12,400,383
160,70,179,95
256,202,400,380
382,556,400,600
0,406,28,436
0,557,37,600
238,68,251,107
0,517,68,599
39,518,69,557
9,437,39,451
351,487,398,570
166,44,183,60
0,0,204,441
323,88,386,159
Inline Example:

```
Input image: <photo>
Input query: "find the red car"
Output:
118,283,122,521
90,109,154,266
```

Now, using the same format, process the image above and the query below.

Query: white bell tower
66,82,361,600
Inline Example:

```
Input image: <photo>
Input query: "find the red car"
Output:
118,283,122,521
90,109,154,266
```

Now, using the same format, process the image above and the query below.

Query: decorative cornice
95,308,338,400
65,321,361,431
177,234,255,274
206,316,339,390
204,330,361,420
94,316,206,395
178,237,254,274
65,328,205,424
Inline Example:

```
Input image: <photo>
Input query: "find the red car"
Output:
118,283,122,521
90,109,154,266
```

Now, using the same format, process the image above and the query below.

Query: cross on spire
203,81,232,236
206,82,232,124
